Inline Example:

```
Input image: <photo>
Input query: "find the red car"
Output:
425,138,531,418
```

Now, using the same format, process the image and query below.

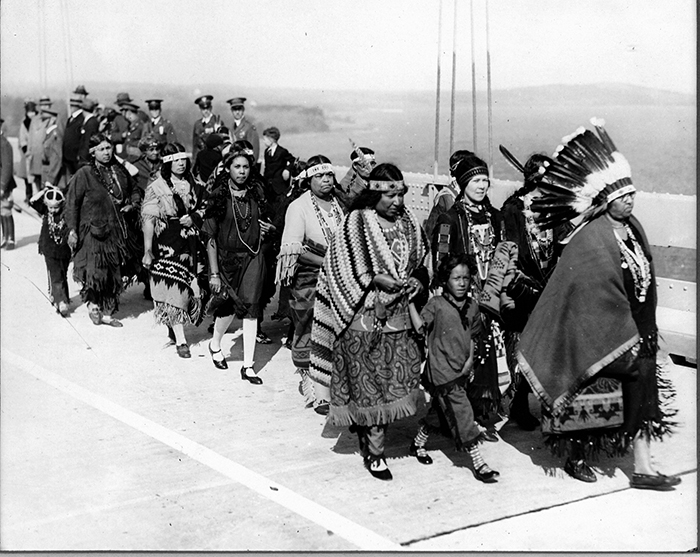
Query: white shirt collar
71,108,83,118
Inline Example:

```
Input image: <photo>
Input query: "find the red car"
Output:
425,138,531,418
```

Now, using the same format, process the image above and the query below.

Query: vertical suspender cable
59,0,74,114
448,0,458,157
470,0,477,152
37,0,47,90
432,0,443,202
485,0,494,174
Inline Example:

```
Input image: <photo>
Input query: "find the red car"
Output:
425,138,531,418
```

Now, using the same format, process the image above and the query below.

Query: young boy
409,254,500,483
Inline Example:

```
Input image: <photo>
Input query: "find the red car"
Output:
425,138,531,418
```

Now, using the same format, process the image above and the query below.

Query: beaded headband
606,183,636,203
299,163,334,180
89,142,111,154
162,152,189,163
368,180,406,192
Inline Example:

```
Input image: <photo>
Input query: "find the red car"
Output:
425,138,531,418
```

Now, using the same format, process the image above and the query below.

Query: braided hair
160,143,198,216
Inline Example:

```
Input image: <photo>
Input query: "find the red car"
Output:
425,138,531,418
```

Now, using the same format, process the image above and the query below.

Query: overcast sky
1,0,695,95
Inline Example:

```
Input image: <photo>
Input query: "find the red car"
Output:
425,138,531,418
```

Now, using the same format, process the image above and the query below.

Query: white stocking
242,317,256,368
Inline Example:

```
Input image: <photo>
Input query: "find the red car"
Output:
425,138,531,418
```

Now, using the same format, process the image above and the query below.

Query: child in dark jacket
29,187,72,316
408,253,500,483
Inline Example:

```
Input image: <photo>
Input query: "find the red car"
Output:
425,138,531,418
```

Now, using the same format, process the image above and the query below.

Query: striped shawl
309,208,431,387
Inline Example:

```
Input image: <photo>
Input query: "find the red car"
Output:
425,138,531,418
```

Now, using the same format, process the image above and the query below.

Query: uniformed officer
143,99,178,146
192,95,222,161
120,102,145,162
227,97,260,163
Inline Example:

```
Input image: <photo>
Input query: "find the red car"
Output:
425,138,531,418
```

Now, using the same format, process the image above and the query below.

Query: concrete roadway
1,198,697,551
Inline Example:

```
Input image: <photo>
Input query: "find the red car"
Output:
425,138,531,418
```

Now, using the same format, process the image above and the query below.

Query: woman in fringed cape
310,163,431,481
65,133,141,326
276,155,345,414
518,204,678,487
141,143,208,358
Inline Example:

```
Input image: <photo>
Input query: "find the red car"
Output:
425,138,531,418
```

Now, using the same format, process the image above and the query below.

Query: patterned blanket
309,208,430,387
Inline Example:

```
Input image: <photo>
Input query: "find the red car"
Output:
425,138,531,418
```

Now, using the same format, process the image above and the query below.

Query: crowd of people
2,87,680,490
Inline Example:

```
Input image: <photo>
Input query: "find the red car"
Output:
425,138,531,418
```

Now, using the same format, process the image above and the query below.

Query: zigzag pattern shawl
309,208,431,387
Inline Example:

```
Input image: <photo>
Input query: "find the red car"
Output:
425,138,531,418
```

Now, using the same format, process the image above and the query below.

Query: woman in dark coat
65,133,140,326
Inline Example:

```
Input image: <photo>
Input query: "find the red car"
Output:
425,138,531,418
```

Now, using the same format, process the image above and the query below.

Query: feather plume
498,145,525,173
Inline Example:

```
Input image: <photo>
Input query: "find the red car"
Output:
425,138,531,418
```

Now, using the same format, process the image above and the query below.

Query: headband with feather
525,118,634,231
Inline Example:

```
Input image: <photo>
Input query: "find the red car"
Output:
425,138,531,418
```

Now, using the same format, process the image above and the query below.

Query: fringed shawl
309,208,431,387
517,215,645,417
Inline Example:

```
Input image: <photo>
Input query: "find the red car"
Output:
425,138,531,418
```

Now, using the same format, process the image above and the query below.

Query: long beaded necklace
522,193,554,270
229,186,260,255
47,209,67,244
94,162,123,203
460,201,495,281
229,185,252,231
614,224,651,302
310,193,343,244
381,213,410,281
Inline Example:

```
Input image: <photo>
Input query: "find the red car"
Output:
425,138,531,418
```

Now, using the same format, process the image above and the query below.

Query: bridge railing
339,165,697,363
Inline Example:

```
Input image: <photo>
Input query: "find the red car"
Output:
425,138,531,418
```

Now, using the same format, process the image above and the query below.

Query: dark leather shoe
630,472,678,491
241,366,263,385
409,442,433,465
480,430,499,443
208,343,228,369
364,455,393,481
176,344,191,358
256,331,272,344
103,318,123,328
474,464,500,483
564,458,597,483
314,402,329,415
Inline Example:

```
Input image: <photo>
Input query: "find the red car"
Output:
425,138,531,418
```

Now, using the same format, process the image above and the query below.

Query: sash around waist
348,312,412,333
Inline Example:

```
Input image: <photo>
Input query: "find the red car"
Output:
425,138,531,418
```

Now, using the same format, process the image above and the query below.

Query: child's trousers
45,255,70,305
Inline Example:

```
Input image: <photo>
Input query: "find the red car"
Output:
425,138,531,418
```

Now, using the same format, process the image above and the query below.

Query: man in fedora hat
72,85,89,102
40,107,63,189
227,97,260,163
192,95,222,161
61,96,85,181
78,99,100,166
143,99,178,145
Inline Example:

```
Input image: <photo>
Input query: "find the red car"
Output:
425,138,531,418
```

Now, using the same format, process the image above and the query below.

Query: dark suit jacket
78,115,100,166
263,144,294,197
63,111,85,164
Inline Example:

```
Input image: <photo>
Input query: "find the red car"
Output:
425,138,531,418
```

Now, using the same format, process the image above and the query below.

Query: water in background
283,102,696,196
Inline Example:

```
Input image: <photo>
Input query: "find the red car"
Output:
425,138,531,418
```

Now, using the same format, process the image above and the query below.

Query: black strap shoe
241,366,263,385
409,442,433,465
208,343,228,369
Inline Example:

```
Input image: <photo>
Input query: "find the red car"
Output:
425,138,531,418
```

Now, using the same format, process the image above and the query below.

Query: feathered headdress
503,118,634,231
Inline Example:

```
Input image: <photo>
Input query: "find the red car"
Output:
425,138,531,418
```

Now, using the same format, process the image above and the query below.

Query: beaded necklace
614,224,651,302
380,213,410,281
47,209,67,244
522,193,554,270
310,193,343,244
94,162,123,203
460,200,496,281
229,187,260,254
229,185,252,231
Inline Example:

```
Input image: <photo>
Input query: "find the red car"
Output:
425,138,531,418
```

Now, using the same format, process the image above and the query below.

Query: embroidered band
162,152,189,163
231,148,254,157
299,163,334,180
607,183,636,203
459,166,489,183
368,180,405,192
